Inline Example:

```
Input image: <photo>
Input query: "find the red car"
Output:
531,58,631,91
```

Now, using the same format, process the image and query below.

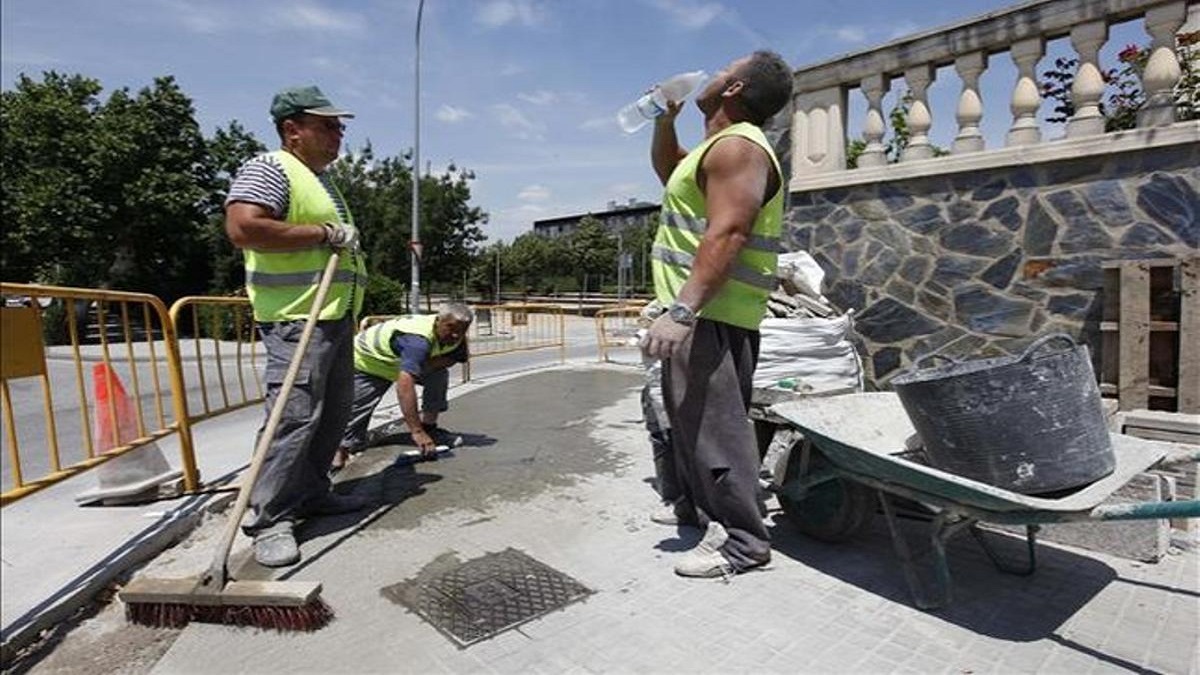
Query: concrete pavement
4,364,1199,674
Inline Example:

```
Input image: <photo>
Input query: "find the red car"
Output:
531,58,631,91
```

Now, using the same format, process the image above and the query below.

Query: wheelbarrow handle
1091,499,1200,521
1156,446,1200,470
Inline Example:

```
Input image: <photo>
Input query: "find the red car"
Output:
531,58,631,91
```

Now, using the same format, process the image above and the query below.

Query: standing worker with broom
223,85,370,568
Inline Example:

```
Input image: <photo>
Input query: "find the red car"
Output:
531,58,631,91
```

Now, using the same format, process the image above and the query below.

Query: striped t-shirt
225,152,350,223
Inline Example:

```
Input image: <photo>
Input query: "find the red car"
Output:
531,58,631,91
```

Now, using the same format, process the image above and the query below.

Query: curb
0,492,232,667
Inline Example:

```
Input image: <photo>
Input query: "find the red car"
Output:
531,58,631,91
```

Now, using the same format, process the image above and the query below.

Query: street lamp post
410,0,425,314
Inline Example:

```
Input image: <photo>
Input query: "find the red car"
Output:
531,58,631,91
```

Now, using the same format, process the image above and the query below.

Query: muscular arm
224,202,327,251
673,136,774,312
650,101,688,186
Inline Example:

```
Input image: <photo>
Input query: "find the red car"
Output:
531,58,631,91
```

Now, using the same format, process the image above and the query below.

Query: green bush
363,272,408,317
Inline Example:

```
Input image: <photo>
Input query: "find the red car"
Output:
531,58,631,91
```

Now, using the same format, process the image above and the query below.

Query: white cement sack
777,251,826,299
753,313,863,393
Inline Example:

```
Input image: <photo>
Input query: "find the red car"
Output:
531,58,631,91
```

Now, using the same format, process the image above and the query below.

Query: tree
89,77,213,300
204,121,267,294
468,241,508,300
325,147,487,300
566,217,617,292
615,220,657,293
505,232,554,293
1,73,219,302
1,73,107,285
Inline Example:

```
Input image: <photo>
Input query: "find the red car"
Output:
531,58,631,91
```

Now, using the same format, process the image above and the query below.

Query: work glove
640,312,692,360
323,222,359,251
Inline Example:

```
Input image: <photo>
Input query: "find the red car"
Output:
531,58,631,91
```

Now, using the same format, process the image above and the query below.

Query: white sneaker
674,522,732,578
650,502,681,525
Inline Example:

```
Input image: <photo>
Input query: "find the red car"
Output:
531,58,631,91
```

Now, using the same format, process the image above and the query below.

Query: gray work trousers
662,318,770,569
339,367,450,452
641,358,680,503
243,316,355,535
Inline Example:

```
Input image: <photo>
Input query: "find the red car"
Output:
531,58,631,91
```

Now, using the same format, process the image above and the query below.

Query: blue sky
1,0,1151,243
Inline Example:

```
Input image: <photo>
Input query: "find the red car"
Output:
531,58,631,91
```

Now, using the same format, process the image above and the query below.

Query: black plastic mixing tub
890,334,1115,494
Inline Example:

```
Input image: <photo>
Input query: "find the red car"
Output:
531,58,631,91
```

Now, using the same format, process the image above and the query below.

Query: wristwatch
666,301,696,326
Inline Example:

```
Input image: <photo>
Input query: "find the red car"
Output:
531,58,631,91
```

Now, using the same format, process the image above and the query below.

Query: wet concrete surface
326,368,640,532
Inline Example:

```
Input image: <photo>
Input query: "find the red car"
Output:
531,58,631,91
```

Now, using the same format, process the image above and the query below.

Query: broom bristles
126,598,333,632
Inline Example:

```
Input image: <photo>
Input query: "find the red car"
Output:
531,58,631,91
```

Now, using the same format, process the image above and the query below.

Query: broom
121,252,343,631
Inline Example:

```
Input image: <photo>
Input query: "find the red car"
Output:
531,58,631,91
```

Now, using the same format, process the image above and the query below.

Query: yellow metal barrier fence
168,297,265,424
594,302,649,364
0,283,198,505
466,304,565,379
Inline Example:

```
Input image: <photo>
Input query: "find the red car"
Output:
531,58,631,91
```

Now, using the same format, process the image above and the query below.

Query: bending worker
332,303,474,471
640,51,793,578
224,85,368,568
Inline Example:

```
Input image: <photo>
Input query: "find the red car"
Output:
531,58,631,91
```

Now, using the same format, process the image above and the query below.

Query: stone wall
784,141,1198,389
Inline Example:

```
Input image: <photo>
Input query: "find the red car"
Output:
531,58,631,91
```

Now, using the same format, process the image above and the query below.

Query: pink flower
1118,44,1144,63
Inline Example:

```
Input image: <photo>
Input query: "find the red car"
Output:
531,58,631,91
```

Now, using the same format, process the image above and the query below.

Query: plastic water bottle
616,70,707,134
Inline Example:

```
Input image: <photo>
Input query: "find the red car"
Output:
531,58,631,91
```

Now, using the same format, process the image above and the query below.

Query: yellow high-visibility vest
651,122,782,330
354,315,461,381
242,150,366,322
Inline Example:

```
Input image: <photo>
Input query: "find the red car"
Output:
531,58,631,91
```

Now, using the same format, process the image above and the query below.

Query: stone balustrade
789,0,1198,186
771,0,1199,393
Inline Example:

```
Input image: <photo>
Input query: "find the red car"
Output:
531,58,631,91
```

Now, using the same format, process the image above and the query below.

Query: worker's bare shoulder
701,135,770,177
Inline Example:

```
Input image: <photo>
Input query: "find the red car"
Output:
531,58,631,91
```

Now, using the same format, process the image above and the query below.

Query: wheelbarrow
766,392,1200,610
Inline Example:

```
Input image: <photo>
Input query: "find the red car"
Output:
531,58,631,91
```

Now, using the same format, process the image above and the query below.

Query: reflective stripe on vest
651,122,783,330
353,315,461,381
242,150,367,322
651,245,777,291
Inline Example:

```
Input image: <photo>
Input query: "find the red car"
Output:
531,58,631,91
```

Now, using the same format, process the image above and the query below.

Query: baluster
1138,1,1187,127
1067,20,1109,137
952,52,987,153
901,65,934,161
791,86,847,177
1007,37,1045,146
858,74,888,167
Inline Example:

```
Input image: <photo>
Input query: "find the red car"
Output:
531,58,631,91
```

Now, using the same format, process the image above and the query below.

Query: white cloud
275,2,366,34
580,116,616,132
517,90,558,105
155,0,365,35
308,56,340,70
517,184,551,201
490,103,545,140
499,63,526,77
435,104,472,123
833,26,867,44
475,0,547,29
157,0,224,34
648,0,724,30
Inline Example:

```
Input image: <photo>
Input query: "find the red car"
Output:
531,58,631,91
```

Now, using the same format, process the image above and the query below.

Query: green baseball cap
269,85,355,122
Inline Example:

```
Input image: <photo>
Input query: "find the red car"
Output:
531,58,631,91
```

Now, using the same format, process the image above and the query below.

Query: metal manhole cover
382,548,592,647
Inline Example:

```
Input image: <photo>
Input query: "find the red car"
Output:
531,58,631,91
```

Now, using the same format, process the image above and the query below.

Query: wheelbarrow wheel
778,441,875,543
